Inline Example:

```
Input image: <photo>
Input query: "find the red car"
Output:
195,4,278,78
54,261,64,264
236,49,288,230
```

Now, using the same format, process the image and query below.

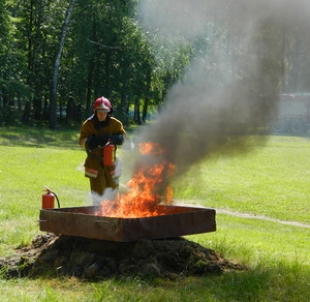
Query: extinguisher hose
51,191,61,208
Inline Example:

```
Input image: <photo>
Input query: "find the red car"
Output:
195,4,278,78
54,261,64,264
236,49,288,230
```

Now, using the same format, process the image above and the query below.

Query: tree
0,0,10,121
0,0,31,124
49,0,76,129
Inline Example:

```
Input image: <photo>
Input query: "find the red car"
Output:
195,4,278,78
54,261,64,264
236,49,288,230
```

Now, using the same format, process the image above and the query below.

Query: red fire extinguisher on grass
103,141,115,166
42,186,60,209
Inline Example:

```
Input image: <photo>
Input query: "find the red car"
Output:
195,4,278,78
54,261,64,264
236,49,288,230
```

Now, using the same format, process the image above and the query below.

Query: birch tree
49,0,76,129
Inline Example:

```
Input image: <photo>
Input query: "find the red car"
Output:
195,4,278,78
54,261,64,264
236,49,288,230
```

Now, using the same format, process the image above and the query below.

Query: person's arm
79,121,96,149
79,137,87,148
85,135,110,149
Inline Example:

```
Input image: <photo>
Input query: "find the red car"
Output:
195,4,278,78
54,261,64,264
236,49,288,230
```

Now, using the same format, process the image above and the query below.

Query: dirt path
216,209,310,229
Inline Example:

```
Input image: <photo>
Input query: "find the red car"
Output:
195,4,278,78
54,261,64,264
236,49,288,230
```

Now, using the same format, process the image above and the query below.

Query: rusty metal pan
39,205,216,242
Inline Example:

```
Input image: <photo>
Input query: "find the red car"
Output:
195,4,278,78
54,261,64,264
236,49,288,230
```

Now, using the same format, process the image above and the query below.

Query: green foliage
5,1,310,128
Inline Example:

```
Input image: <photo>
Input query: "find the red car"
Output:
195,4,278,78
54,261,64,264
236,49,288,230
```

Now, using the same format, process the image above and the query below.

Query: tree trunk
142,68,151,122
49,0,76,129
134,97,141,125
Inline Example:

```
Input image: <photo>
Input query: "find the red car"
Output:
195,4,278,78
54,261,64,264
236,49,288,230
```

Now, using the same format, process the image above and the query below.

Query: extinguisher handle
43,185,51,191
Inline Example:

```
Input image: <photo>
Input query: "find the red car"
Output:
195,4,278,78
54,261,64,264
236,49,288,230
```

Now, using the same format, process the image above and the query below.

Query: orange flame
139,142,165,155
95,142,174,218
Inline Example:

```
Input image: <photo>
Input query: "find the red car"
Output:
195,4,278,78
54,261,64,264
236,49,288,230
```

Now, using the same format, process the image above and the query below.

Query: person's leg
89,164,107,205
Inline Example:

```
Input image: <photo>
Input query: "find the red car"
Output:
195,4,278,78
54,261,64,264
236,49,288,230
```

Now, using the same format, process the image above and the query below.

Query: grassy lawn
0,126,310,301
172,136,310,224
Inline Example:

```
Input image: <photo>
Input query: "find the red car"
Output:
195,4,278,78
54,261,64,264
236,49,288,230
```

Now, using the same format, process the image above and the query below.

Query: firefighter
79,96,126,203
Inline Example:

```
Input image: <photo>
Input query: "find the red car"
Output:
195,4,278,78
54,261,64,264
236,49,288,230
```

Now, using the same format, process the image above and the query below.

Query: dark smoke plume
132,0,310,194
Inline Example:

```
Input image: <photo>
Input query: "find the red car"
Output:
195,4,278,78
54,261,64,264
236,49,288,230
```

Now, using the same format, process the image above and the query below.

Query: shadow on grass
0,126,81,149
0,125,138,149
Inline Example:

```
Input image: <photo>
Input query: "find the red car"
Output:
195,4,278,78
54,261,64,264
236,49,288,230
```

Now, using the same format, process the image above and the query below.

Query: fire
139,142,165,155
96,142,175,218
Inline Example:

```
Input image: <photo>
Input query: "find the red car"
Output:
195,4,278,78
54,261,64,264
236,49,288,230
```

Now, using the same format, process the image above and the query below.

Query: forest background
1,0,310,130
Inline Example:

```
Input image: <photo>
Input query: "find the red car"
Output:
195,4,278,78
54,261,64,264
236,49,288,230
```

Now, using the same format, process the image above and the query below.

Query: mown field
0,126,309,301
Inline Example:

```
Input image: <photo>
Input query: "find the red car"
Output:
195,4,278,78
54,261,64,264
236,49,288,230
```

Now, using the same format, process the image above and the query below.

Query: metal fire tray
39,205,216,242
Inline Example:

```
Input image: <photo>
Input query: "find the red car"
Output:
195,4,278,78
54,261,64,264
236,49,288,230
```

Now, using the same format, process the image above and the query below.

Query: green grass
173,136,310,224
1,126,310,301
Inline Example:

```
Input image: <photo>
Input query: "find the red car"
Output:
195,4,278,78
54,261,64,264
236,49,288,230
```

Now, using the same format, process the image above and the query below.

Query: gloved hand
86,135,109,149
109,134,124,145
97,135,109,146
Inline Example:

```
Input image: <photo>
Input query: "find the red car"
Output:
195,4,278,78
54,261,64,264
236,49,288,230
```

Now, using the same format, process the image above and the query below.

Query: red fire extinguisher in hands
103,141,115,166
42,186,60,209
